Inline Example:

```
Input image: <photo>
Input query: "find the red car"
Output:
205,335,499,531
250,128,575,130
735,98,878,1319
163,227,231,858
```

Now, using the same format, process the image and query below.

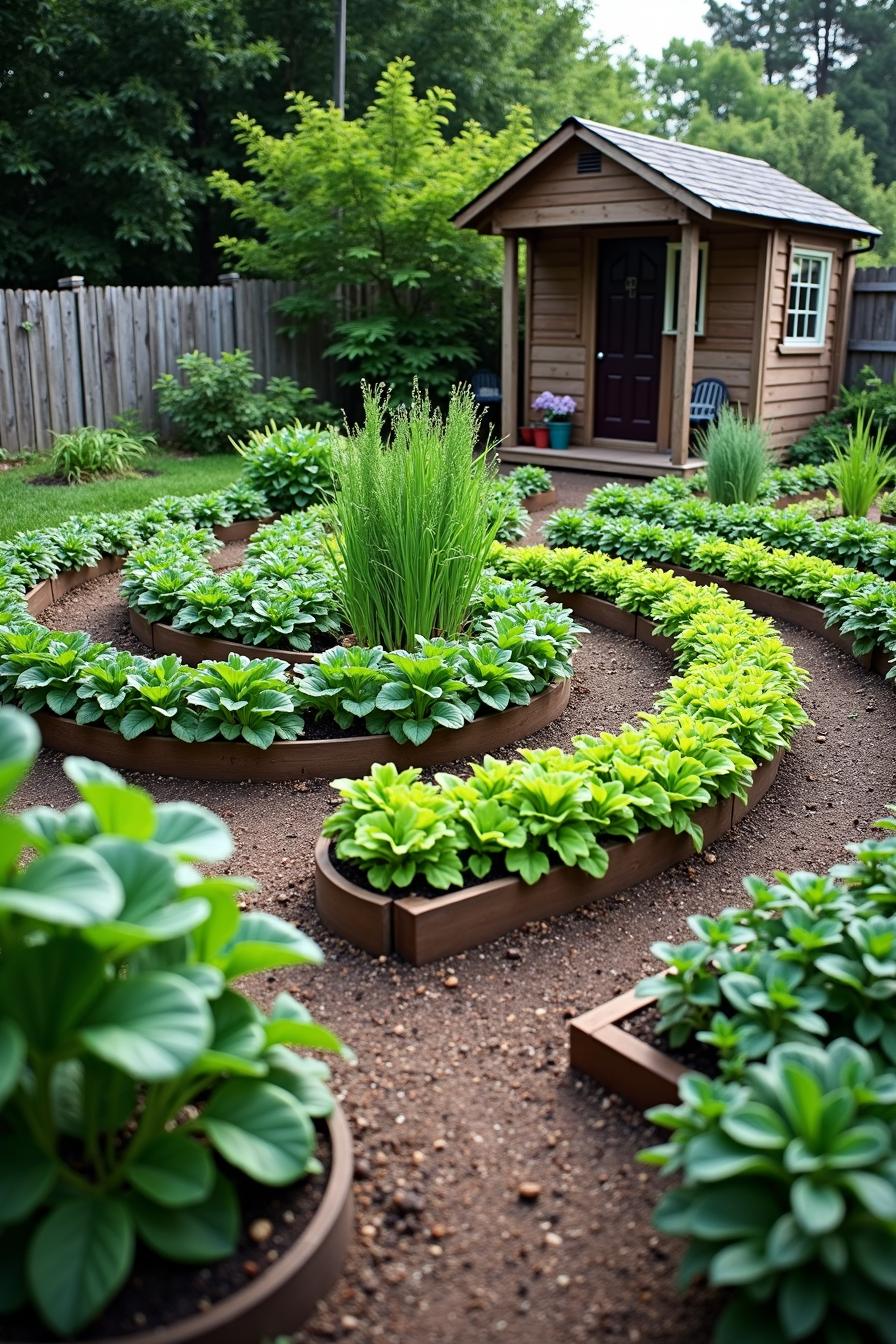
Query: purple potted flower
532,391,576,450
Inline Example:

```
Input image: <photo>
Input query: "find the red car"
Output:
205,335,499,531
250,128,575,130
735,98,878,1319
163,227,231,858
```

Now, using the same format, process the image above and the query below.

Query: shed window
784,248,832,347
663,242,708,336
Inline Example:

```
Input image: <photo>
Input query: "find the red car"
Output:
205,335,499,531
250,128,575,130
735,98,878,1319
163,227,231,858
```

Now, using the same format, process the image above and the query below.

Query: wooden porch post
669,222,699,466
501,233,519,444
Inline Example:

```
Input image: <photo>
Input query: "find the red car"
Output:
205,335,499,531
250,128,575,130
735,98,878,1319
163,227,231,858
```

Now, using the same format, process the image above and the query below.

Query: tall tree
210,58,535,398
705,0,879,95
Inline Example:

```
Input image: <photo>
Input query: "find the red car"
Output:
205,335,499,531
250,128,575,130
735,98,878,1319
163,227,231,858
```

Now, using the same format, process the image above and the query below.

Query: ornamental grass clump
828,409,895,517
696,406,772,504
329,383,502,648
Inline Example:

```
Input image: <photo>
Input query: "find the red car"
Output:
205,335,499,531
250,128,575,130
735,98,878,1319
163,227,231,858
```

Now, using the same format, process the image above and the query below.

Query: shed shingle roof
575,119,879,236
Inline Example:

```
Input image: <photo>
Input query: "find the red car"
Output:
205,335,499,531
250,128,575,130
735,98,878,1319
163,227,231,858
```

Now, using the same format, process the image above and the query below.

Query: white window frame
783,246,832,349
663,241,709,337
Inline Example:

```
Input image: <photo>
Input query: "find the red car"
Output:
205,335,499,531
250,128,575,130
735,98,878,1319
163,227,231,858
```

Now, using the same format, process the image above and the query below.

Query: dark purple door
595,239,666,442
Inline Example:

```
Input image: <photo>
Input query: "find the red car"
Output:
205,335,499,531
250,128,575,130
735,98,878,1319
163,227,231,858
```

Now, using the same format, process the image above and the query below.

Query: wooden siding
760,231,845,452
494,142,685,231
527,231,588,438
692,226,760,411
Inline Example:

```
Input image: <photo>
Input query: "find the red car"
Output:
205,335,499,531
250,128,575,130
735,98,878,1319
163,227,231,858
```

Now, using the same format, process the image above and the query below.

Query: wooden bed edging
314,746,783,965
128,608,316,665
521,487,558,512
549,573,875,669
33,678,572,782
568,987,684,1109
9,1104,353,1344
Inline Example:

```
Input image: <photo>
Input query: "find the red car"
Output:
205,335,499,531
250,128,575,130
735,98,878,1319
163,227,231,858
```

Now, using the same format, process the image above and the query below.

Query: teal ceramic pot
548,421,572,450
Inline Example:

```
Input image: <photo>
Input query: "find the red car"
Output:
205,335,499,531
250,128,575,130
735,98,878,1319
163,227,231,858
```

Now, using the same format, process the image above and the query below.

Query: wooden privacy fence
0,278,336,454
845,266,896,386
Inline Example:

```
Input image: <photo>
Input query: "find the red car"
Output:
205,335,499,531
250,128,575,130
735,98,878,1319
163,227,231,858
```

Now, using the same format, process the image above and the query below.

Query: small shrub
50,416,153,483
329,383,501,648
828,410,896,517
235,422,337,513
696,407,772,504
154,349,336,454
0,706,346,1338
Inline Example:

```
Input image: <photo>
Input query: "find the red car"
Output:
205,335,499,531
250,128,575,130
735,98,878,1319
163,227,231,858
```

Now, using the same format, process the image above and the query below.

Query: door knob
596,351,605,360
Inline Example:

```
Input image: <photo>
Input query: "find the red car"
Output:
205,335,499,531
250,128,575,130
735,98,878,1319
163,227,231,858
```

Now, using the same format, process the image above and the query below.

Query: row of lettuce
540,478,896,672
324,554,808,891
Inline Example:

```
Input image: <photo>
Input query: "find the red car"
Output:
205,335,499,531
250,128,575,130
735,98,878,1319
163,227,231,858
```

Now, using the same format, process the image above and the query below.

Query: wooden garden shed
454,118,880,475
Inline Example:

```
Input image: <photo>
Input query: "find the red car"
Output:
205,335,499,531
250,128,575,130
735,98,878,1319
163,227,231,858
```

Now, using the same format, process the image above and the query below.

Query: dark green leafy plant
154,349,335,454
235,423,337,513
641,1040,896,1344
187,654,305,749
0,707,347,1338
50,419,152,483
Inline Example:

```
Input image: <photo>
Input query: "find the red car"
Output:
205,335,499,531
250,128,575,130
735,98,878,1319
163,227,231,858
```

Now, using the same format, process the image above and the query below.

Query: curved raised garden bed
315,754,781,965
521,487,557,511
313,584,785,964
34,677,572,782
10,1103,353,1344
128,608,316,665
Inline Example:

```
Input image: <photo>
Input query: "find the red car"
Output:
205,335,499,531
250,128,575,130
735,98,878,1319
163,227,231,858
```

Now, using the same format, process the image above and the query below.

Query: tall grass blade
329,383,501,648
696,406,772,504
828,409,895,517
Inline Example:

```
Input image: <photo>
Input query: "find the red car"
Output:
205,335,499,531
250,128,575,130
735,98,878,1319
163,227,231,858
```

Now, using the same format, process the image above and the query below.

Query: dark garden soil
16,468,896,1344
621,1001,719,1077
2,1138,331,1341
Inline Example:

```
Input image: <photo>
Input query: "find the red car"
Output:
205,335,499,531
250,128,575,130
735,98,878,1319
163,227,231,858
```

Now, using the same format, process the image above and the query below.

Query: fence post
57,276,85,290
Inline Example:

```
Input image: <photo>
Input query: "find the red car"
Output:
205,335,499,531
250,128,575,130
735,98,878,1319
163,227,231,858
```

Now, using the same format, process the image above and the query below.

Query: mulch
14,466,896,1344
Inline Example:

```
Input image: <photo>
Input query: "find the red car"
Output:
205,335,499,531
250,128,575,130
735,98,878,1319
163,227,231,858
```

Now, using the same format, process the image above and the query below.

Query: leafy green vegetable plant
0,707,347,1338
641,1039,896,1344
235,422,337,513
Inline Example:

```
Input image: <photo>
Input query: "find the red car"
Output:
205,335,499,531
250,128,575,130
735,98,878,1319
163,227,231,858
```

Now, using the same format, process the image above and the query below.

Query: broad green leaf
0,846,123,926
840,1170,896,1219
708,1239,769,1286
194,988,267,1077
2,939,105,1050
722,1102,790,1151
27,1196,134,1336
0,815,29,875
63,756,125,788
132,1170,238,1262
50,1057,136,1138
688,1181,781,1241
264,1018,350,1056
0,706,39,805
199,1079,315,1184
78,781,156,840
80,971,213,1080
715,1296,788,1344
153,802,233,861
129,1132,215,1208
828,1120,892,1168
778,1266,827,1339
0,1133,57,1221
0,1018,26,1105
851,1228,896,1289
265,1048,334,1118
791,1177,845,1235
0,1226,27,1312
220,912,323,979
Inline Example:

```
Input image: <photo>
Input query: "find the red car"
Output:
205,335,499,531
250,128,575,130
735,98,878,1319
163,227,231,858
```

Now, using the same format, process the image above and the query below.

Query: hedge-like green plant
641,1039,896,1344
828,410,896,517
154,349,336,454
234,422,337,513
0,707,347,1338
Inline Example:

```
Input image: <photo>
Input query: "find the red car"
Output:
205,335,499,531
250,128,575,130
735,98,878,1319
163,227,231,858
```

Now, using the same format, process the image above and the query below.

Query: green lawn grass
0,450,242,539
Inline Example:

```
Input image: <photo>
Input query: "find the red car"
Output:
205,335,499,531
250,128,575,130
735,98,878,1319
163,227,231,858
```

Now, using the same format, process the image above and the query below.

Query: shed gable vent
576,148,603,174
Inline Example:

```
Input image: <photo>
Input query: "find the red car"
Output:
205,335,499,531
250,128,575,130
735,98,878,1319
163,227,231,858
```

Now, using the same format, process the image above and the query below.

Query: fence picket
0,279,334,453
846,265,896,385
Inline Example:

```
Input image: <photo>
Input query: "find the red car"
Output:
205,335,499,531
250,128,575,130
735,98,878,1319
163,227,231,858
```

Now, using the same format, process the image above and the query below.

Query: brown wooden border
33,678,572,782
521,487,558,512
9,1103,353,1344
568,987,684,1109
128,609,316,665
314,740,783,965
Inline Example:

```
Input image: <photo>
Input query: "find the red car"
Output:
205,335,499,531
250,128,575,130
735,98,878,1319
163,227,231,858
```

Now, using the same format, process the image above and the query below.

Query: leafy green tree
829,1,896,182
0,0,282,286
705,0,868,94
210,58,536,398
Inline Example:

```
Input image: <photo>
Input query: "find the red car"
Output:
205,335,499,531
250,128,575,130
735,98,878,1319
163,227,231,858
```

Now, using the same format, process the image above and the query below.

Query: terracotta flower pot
533,426,550,449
